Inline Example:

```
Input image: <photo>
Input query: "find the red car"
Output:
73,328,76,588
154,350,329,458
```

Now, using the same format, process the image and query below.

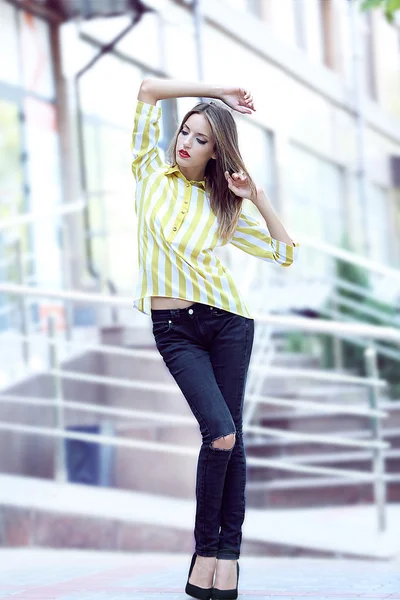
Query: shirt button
186,183,190,187
184,200,188,204
181,210,185,214
173,226,177,231
188,309,194,315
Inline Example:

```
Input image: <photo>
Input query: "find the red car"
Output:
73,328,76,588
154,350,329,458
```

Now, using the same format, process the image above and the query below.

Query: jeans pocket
210,307,227,317
152,319,173,336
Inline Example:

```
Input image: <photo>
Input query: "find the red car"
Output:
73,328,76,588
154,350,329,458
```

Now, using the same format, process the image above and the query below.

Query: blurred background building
1,0,400,558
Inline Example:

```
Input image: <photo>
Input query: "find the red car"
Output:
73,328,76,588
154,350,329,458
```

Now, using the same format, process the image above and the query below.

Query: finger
225,171,233,182
237,106,253,114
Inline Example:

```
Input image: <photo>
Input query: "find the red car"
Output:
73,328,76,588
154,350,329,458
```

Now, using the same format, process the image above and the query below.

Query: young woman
131,78,298,600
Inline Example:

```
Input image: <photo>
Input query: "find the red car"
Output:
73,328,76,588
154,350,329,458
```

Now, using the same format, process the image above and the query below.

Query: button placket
168,181,191,241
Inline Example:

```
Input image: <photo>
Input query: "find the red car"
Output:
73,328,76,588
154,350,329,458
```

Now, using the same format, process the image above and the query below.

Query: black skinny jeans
151,302,254,560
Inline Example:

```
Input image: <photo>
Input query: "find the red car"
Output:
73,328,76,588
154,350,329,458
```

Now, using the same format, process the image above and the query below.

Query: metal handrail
329,292,400,327
303,236,400,282
0,202,85,231
0,391,387,451
0,283,393,531
245,394,386,418
317,308,400,363
0,421,384,482
246,475,399,491
1,282,399,342
332,275,400,310
0,390,387,423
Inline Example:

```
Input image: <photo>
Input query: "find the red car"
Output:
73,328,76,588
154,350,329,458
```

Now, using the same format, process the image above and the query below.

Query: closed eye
181,130,207,145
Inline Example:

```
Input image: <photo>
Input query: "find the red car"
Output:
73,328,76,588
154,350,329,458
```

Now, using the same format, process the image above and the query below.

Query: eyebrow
182,124,209,139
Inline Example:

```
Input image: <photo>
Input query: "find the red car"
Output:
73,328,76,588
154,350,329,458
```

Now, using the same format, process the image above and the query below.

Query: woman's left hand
225,170,256,201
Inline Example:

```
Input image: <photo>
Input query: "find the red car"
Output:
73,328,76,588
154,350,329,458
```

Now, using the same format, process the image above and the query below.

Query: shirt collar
164,164,206,190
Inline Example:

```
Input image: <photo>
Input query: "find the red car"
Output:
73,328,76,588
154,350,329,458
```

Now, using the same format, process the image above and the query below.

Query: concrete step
2,473,400,559
246,474,400,509
251,376,371,400
255,407,398,436
244,427,400,459
268,352,322,369
246,450,400,485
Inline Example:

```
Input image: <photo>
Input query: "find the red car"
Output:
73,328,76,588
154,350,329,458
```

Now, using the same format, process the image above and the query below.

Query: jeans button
188,308,194,315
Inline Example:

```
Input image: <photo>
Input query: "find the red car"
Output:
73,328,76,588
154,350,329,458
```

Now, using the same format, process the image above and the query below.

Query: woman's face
176,113,216,170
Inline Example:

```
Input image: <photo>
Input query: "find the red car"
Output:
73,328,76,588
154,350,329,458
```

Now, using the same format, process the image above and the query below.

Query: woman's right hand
219,87,256,114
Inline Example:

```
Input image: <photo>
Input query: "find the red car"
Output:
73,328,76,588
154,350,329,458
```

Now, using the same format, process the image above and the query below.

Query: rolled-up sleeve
230,210,299,267
131,100,164,182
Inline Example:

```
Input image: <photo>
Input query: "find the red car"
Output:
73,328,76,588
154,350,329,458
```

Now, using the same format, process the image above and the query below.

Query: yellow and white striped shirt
131,100,298,318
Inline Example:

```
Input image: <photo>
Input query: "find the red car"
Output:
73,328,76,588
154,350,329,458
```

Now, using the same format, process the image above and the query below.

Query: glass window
246,0,262,18
81,70,173,291
0,99,23,220
24,96,62,287
79,54,142,127
19,11,55,99
0,97,25,330
226,0,247,11
304,0,324,64
366,184,391,264
394,193,400,267
293,0,306,49
363,12,377,99
236,117,276,205
0,7,61,333
0,2,20,86
288,144,345,273
117,12,162,71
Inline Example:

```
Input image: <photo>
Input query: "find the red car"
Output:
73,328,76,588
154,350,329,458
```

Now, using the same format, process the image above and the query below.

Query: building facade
1,0,400,329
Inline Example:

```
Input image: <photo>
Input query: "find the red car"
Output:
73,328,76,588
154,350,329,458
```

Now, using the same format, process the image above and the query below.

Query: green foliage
285,331,314,354
332,256,400,399
285,230,400,399
361,0,400,23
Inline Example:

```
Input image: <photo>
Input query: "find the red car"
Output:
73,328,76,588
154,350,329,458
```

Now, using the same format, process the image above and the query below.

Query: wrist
213,85,228,101
251,186,264,204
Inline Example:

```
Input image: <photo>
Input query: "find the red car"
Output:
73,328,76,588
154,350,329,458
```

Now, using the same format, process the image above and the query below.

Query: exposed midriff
150,296,196,310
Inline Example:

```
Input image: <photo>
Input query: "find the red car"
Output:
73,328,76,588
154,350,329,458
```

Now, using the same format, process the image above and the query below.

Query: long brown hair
165,99,257,243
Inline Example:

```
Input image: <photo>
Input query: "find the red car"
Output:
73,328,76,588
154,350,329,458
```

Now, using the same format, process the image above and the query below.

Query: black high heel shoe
211,561,239,600
185,552,213,600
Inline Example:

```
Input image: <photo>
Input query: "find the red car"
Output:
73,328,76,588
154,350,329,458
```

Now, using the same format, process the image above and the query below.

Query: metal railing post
48,315,67,483
61,221,73,342
331,291,343,372
364,345,387,532
14,240,29,366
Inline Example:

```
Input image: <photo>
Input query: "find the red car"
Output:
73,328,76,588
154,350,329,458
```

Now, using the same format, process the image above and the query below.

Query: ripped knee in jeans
211,432,236,451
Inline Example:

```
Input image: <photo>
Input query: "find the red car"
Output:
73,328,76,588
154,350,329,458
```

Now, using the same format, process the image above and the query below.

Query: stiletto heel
185,552,213,600
211,561,239,600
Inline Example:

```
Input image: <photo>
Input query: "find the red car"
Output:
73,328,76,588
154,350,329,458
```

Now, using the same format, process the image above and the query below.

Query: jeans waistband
151,302,223,322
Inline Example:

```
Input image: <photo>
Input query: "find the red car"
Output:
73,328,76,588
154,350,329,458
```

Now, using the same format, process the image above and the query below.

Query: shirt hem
132,294,253,319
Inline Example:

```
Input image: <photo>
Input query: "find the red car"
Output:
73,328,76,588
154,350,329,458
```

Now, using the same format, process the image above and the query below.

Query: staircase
245,343,399,509
0,283,399,557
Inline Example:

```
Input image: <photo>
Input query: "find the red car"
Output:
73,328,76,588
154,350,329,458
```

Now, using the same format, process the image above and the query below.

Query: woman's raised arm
138,77,256,114
138,77,223,105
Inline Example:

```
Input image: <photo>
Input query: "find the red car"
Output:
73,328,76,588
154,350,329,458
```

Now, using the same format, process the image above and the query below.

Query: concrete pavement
0,549,400,599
